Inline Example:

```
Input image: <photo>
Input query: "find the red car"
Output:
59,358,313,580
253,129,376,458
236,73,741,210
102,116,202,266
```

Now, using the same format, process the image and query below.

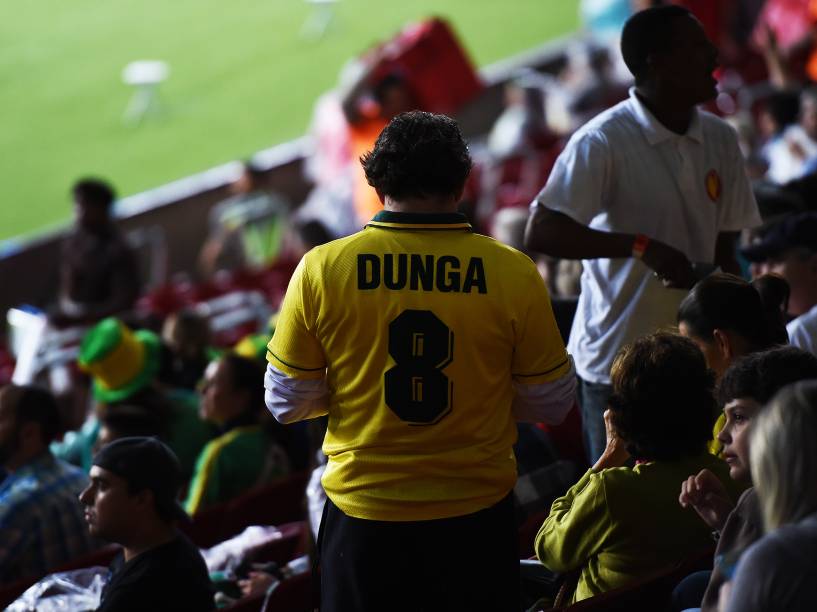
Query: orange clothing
349,118,388,225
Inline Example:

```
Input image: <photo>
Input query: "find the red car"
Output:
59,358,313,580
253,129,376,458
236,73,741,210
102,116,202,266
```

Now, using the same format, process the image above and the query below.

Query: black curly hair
361,111,472,202
608,332,716,461
718,346,817,406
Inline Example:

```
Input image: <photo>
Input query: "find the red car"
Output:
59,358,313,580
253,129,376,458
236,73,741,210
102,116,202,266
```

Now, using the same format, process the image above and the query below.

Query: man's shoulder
570,99,637,142
697,109,739,140
301,230,369,263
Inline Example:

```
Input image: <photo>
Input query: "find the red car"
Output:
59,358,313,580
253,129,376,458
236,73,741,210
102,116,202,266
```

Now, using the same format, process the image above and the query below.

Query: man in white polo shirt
525,5,761,462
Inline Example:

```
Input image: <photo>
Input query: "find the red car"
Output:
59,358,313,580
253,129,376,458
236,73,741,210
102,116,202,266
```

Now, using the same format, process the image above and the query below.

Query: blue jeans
671,570,711,612
579,377,613,464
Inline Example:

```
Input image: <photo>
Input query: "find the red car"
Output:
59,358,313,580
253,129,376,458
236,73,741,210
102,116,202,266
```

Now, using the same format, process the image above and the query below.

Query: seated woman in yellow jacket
185,354,291,515
535,332,743,604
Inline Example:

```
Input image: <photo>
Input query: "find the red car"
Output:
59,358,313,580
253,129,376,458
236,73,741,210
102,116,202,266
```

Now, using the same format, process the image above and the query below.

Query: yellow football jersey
268,211,571,521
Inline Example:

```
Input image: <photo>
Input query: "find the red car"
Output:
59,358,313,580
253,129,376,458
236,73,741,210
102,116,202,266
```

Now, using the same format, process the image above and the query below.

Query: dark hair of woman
608,332,716,461
677,273,789,350
221,353,295,461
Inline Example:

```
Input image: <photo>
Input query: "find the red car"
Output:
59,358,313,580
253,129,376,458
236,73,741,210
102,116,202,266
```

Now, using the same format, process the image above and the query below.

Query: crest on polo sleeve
705,169,721,202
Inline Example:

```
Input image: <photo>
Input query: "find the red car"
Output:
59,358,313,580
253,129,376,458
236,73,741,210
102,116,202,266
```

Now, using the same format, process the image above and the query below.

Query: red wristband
632,234,649,259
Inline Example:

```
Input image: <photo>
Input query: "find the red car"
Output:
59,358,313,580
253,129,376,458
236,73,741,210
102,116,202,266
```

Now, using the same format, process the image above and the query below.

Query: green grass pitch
0,0,579,241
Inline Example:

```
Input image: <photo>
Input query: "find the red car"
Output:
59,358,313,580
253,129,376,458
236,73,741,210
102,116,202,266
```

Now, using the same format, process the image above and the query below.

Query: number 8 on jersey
385,309,454,425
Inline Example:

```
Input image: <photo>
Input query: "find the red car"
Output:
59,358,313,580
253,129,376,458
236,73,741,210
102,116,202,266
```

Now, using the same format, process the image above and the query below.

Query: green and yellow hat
78,318,161,403
234,312,279,361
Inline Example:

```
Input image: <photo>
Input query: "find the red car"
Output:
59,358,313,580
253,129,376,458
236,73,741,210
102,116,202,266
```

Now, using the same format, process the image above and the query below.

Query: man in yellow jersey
264,111,575,611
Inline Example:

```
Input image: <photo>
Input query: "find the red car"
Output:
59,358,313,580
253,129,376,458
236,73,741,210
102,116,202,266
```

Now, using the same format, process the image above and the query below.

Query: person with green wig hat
52,318,214,480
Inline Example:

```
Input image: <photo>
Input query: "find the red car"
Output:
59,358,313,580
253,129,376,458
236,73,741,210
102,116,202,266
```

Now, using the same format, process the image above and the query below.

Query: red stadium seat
371,18,484,116
182,471,310,548
544,545,715,611
243,521,309,567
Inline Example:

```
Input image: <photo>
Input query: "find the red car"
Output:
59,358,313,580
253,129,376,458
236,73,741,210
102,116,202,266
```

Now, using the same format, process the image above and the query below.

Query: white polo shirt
533,89,761,384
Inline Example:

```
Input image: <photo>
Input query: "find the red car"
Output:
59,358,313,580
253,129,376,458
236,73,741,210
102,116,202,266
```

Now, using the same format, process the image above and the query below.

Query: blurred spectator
488,70,555,159
525,6,761,462
552,41,630,132
0,384,96,581
757,89,800,147
158,309,214,391
721,380,817,612
288,219,333,260
79,437,214,611
763,88,817,183
478,71,562,226
725,112,768,179
674,347,817,612
340,68,417,225
751,180,808,227
95,405,163,450
52,178,140,327
53,318,213,480
751,0,817,82
534,332,740,605
198,161,289,277
742,212,817,356
184,354,290,516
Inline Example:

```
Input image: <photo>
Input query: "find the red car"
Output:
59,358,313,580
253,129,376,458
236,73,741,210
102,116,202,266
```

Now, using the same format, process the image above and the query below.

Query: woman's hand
678,468,735,532
592,409,631,471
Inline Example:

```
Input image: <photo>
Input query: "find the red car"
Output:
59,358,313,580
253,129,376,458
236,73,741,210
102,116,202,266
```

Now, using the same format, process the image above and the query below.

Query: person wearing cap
53,318,213,479
0,384,97,581
79,437,214,611
524,6,762,463
742,212,817,357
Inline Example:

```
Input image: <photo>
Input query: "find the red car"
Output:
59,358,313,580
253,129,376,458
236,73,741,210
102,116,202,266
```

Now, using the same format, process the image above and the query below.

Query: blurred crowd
2,1,817,611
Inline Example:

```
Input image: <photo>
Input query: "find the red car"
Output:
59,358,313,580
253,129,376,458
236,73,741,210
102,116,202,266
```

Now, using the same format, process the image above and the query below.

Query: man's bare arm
523,206,633,259
524,206,696,289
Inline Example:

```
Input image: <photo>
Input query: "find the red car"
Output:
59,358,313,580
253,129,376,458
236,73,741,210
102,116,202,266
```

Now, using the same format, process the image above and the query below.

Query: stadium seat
261,570,313,612
543,545,715,611
225,592,266,612
243,521,310,567
183,471,310,548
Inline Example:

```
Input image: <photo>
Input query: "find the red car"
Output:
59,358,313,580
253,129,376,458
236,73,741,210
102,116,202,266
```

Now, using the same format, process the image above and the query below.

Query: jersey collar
628,87,704,146
367,210,472,231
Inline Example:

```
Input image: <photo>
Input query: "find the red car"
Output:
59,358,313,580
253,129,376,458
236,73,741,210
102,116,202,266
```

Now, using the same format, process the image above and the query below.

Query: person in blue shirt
0,384,96,581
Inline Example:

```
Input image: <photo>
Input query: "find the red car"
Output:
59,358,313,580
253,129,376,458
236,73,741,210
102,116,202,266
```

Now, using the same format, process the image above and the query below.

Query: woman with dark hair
535,332,740,604
677,272,789,455
677,272,789,379
184,354,291,515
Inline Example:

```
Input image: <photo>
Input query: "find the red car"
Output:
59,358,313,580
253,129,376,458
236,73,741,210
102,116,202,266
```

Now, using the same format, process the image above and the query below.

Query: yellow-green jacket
535,452,742,603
